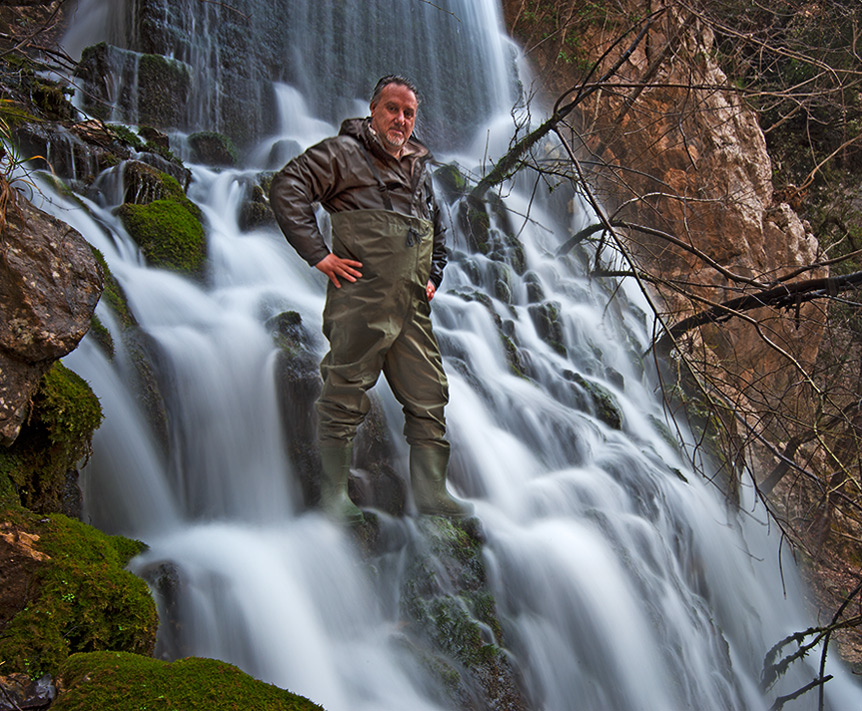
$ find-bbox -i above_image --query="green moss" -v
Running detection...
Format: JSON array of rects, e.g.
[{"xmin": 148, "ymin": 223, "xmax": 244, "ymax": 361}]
[
  {"xmin": 0, "ymin": 511, "xmax": 157, "ymax": 680},
  {"xmin": 1, "ymin": 363, "xmax": 102, "ymax": 512},
  {"xmin": 106, "ymin": 124, "xmax": 144, "ymax": 151},
  {"xmin": 433, "ymin": 163, "xmax": 470, "ymax": 203},
  {"xmin": 90, "ymin": 247, "xmax": 135, "ymax": 329},
  {"xmin": 88, "ymin": 315, "xmax": 114, "ymax": 358},
  {"xmin": 188, "ymin": 131, "xmax": 239, "ymax": 167},
  {"xmin": 54, "ymin": 652, "xmax": 324, "ymax": 711},
  {"xmin": 0, "ymin": 457, "xmax": 22, "ymax": 507},
  {"xmin": 117, "ymin": 198, "xmax": 207, "ymax": 276},
  {"xmin": 572, "ymin": 373, "xmax": 623, "ymax": 430},
  {"xmin": 400, "ymin": 517, "xmax": 510, "ymax": 677}
]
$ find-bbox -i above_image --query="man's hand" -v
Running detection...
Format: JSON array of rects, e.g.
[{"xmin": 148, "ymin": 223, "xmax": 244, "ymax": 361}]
[
  {"xmin": 315, "ymin": 253, "xmax": 363, "ymax": 288},
  {"xmin": 426, "ymin": 281, "xmax": 436, "ymax": 301}
]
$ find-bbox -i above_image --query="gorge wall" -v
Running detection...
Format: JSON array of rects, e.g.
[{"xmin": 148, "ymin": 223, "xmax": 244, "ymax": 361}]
[{"xmin": 501, "ymin": 0, "xmax": 824, "ymax": 452}]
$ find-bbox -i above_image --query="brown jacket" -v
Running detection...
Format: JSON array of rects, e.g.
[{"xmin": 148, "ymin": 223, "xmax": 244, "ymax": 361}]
[{"xmin": 269, "ymin": 117, "xmax": 448, "ymax": 287}]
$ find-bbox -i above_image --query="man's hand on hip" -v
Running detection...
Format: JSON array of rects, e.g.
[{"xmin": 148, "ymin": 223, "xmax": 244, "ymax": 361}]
[
  {"xmin": 426, "ymin": 281, "xmax": 436, "ymax": 301},
  {"xmin": 315, "ymin": 253, "xmax": 363, "ymax": 288}
]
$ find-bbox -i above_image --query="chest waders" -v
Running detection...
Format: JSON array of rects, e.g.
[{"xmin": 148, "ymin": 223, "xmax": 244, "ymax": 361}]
[{"xmin": 316, "ymin": 207, "xmax": 472, "ymax": 522}]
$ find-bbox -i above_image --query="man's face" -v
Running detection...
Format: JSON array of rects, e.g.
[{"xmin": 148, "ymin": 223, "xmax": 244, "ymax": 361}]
[{"xmin": 370, "ymin": 82, "xmax": 418, "ymax": 157}]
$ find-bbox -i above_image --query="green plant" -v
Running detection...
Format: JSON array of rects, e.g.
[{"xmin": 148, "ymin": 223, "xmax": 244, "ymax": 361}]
[{"xmin": 0, "ymin": 97, "xmax": 46, "ymax": 232}]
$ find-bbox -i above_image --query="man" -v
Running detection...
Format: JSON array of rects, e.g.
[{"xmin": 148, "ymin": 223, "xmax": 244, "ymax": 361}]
[{"xmin": 270, "ymin": 75, "xmax": 472, "ymax": 523}]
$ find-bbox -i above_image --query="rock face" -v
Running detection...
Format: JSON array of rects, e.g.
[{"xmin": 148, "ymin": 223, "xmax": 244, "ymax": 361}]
[
  {"xmin": 0, "ymin": 192, "xmax": 103, "ymax": 444},
  {"xmin": 502, "ymin": 1, "xmax": 823, "ymax": 441}
]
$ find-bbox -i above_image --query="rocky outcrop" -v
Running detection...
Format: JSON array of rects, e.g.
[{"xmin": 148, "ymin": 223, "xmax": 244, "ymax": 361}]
[
  {"xmin": 0, "ymin": 192, "xmax": 103, "ymax": 444},
  {"xmin": 503, "ymin": 0, "xmax": 822, "ymax": 445}
]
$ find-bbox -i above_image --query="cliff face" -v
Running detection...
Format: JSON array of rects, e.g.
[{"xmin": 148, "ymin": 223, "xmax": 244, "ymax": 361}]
[{"xmin": 502, "ymin": 0, "xmax": 822, "ymax": 451}]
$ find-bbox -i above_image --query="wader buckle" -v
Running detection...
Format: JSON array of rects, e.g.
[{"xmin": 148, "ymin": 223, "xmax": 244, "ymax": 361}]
[{"xmin": 406, "ymin": 227, "xmax": 420, "ymax": 247}]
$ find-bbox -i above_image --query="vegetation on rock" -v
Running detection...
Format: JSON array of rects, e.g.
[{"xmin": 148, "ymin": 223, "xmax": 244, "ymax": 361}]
[
  {"xmin": 0, "ymin": 510, "xmax": 157, "ymax": 680},
  {"xmin": 117, "ymin": 198, "xmax": 207, "ymax": 277},
  {"xmin": 53, "ymin": 652, "xmax": 324, "ymax": 711},
  {"xmin": 397, "ymin": 517, "xmax": 527, "ymax": 710},
  {"xmin": 188, "ymin": 131, "xmax": 239, "ymax": 167},
  {"xmin": 0, "ymin": 363, "xmax": 102, "ymax": 514}
]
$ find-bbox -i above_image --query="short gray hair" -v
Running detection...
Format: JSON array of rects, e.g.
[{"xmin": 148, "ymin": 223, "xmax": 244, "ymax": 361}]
[{"xmin": 370, "ymin": 75, "xmax": 420, "ymax": 105}]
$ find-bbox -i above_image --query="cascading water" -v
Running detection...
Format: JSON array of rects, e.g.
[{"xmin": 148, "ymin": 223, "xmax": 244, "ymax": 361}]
[{"xmin": 44, "ymin": 0, "xmax": 862, "ymax": 709}]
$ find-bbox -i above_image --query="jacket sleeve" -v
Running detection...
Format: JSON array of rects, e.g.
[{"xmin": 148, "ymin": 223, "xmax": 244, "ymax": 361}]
[
  {"xmin": 428, "ymin": 180, "xmax": 448, "ymax": 289},
  {"xmin": 269, "ymin": 140, "xmax": 342, "ymax": 267}
]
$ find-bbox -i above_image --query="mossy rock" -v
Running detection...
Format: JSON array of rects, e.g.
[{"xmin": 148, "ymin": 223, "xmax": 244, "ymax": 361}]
[
  {"xmin": 434, "ymin": 163, "xmax": 470, "ymax": 203},
  {"xmin": 117, "ymin": 198, "xmax": 207, "ymax": 277},
  {"xmin": 528, "ymin": 300, "xmax": 567, "ymax": 357},
  {"xmin": 90, "ymin": 246, "xmax": 135, "ymax": 330},
  {"xmin": 0, "ymin": 363, "xmax": 102, "ymax": 514},
  {"xmin": 188, "ymin": 131, "xmax": 239, "ymax": 167},
  {"xmin": 121, "ymin": 161, "xmax": 189, "ymax": 207},
  {"xmin": 239, "ymin": 181, "xmax": 275, "ymax": 230},
  {"xmin": 399, "ymin": 518, "xmax": 526, "ymax": 709},
  {"xmin": 137, "ymin": 54, "xmax": 192, "ymax": 129},
  {"xmin": 87, "ymin": 315, "xmax": 114, "ymax": 359},
  {"xmin": 53, "ymin": 652, "xmax": 324, "ymax": 711},
  {"xmin": 0, "ymin": 510, "xmax": 157, "ymax": 680},
  {"xmin": 571, "ymin": 373, "xmax": 623, "ymax": 430}
]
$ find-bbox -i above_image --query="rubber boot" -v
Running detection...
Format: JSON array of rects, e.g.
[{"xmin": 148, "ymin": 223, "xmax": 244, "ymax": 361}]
[
  {"xmin": 319, "ymin": 444, "xmax": 364, "ymax": 524},
  {"xmin": 410, "ymin": 446, "xmax": 474, "ymax": 519}
]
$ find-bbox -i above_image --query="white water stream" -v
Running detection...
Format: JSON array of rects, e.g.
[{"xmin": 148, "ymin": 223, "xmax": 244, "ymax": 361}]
[{"xmin": 44, "ymin": 0, "xmax": 862, "ymax": 709}]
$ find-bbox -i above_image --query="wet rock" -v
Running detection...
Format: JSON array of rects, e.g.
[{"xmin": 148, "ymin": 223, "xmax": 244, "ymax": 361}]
[
  {"xmin": 138, "ymin": 125, "xmax": 171, "ymax": 150},
  {"xmin": 238, "ymin": 179, "xmax": 275, "ymax": 231},
  {"xmin": 188, "ymin": 131, "xmax": 238, "ymax": 167},
  {"xmin": 270, "ymin": 311, "xmax": 323, "ymax": 508},
  {"xmin": 567, "ymin": 371, "xmax": 623, "ymax": 430},
  {"xmin": 0, "ymin": 512, "xmax": 156, "ymax": 679},
  {"xmin": 434, "ymin": 162, "xmax": 471, "ymax": 203},
  {"xmin": 116, "ymin": 189, "xmax": 207, "ymax": 278},
  {"xmin": 266, "ymin": 139, "xmax": 302, "ymax": 170},
  {"xmin": 1, "ymin": 362, "xmax": 102, "ymax": 514},
  {"xmin": 269, "ymin": 310, "xmax": 406, "ymax": 515},
  {"xmin": 528, "ymin": 300, "xmax": 567, "ymax": 357},
  {"xmin": 0, "ymin": 673, "xmax": 56, "ymax": 710},
  {"xmin": 398, "ymin": 517, "xmax": 528, "ymax": 710},
  {"xmin": 0, "ymin": 195, "xmax": 103, "ymax": 444},
  {"xmin": 15, "ymin": 120, "xmax": 131, "ymax": 184},
  {"xmin": 136, "ymin": 560, "xmax": 188, "ymax": 659},
  {"xmin": 121, "ymin": 160, "xmax": 188, "ymax": 205},
  {"xmin": 76, "ymin": 43, "xmax": 192, "ymax": 130}
]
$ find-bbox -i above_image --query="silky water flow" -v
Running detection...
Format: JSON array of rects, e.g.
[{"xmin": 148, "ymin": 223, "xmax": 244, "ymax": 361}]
[{"xmin": 42, "ymin": 0, "xmax": 862, "ymax": 709}]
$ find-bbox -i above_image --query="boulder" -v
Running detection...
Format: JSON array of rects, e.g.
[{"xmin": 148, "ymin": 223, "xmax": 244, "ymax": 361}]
[
  {"xmin": 187, "ymin": 131, "xmax": 238, "ymax": 167},
  {"xmin": 0, "ymin": 193, "xmax": 102, "ymax": 444}
]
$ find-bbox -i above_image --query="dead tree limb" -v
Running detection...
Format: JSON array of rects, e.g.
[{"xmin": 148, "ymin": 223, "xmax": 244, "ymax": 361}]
[{"xmin": 658, "ymin": 271, "xmax": 862, "ymax": 350}]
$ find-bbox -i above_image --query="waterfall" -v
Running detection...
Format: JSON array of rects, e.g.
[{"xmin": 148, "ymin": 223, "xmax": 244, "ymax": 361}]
[{"xmin": 47, "ymin": 1, "xmax": 862, "ymax": 709}]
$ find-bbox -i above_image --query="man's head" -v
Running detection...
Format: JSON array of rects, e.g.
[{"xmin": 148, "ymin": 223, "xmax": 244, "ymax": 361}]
[{"xmin": 370, "ymin": 75, "xmax": 419, "ymax": 158}]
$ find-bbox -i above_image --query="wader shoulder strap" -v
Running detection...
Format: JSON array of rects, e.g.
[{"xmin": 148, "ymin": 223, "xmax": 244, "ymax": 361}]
[{"xmin": 358, "ymin": 144, "xmax": 395, "ymax": 212}]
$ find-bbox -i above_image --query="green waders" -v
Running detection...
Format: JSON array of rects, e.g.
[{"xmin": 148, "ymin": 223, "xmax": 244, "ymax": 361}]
[{"xmin": 316, "ymin": 209, "xmax": 471, "ymax": 520}]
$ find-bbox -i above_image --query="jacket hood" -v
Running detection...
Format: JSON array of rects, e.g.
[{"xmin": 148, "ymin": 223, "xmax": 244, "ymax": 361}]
[{"xmin": 338, "ymin": 117, "xmax": 431, "ymax": 161}]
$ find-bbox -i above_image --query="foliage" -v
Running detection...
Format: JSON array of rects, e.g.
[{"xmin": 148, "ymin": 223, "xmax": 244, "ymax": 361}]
[
  {"xmin": 54, "ymin": 652, "xmax": 324, "ymax": 711},
  {"xmin": 0, "ymin": 97, "xmax": 43, "ymax": 234},
  {"xmin": 0, "ymin": 510, "xmax": 157, "ymax": 680}
]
